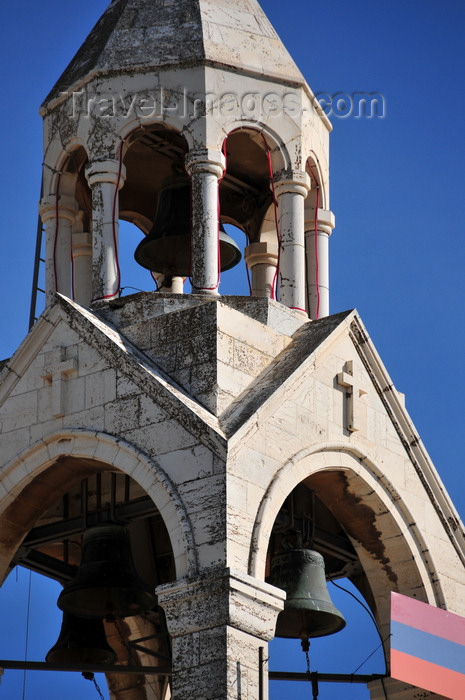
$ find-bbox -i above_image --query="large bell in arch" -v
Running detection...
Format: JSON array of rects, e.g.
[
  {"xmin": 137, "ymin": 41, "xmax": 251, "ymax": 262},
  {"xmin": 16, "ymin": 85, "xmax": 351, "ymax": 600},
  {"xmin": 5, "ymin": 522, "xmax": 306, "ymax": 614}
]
[
  {"xmin": 57, "ymin": 522, "xmax": 157, "ymax": 619},
  {"xmin": 46, "ymin": 612, "xmax": 117, "ymax": 665},
  {"xmin": 134, "ymin": 179, "xmax": 242, "ymax": 276},
  {"xmin": 269, "ymin": 548, "xmax": 346, "ymax": 641}
]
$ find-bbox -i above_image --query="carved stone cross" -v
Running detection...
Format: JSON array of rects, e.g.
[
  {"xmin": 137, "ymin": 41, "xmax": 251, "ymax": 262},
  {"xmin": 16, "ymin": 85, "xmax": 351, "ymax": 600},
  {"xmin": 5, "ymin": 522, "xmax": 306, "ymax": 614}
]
[
  {"xmin": 337, "ymin": 360, "xmax": 366, "ymax": 432},
  {"xmin": 42, "ymin": 347, "xmax": 78, "ymax": 418}
]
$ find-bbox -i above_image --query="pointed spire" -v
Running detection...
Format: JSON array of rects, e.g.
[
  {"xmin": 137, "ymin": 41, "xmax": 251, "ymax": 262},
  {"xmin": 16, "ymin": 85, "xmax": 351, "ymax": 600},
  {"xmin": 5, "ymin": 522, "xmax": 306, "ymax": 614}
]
[{"xmin": 43, "ymin": 0, "xmax": 305, "ymax": 108}]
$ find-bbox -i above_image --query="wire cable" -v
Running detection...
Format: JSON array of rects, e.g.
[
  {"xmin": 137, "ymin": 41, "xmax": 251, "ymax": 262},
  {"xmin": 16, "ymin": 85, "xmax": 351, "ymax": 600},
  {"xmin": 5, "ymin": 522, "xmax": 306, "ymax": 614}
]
[
  {"xmin": 306, "ymin": 162, "xmax": 321, "ymax": 319},
  {"xmin": 330, "ymin": 579, "xmax": 389, "ymax": 675},
  {"xmin": 52, "ymin": 170, "xmax": 62, "ymax": 295},
  {"xmin": 261, "ymin": 134, "xmax": 280, "ymax": 301},
  {"xmin": 21, "ymin": 570, "xmax": 32, "ymax": 700}
]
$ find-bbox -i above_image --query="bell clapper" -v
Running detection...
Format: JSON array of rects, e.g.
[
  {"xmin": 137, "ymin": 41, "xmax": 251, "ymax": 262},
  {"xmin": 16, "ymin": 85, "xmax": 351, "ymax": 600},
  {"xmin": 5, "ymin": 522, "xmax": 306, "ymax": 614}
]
[
  {"xmin": 82, "ymin": 671, "xmax": 106, "ymax": 700},
  {"xmin": 301, "ymin": 636, "xmax": 310, "ymax": 672},
  {"xmin": 300, "ymin": 639, "xmax": 319, "ymax": 700}
]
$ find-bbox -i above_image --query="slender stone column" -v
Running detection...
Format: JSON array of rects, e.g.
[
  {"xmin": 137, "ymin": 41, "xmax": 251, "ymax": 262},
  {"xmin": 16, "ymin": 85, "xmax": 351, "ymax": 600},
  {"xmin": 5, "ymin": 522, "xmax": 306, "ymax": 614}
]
[
  {"xmin": 155, "ymin": 274, "xmax": 185, "ymax": 294},
  {"xmin": 40, "ymin": 194, "xmax": 78, "ymax": 307},
  {"xmin": 185, "ymin": 149, "xmax": 225, "ymax": 295},
  {"xmin": 157, "ymin": 568, "xmax": 285, "ymax": 700},
  {"xmin": 244, "ymin": 241, "xmax": 278, "ymax": 298},
  {"xmin": 85, "ymin": 159, "xmax": 126, "ymax": 302},
  {"xmin": 304, "ymin": 208, "xmax": 334, "ymax": 319},
  {"xmin": 274, "ymin": 171, "xmax": 309, "ymax": 315},
  {"xmin": 71, "ymin": 212, "xmax": 93, "ymax": 307}
]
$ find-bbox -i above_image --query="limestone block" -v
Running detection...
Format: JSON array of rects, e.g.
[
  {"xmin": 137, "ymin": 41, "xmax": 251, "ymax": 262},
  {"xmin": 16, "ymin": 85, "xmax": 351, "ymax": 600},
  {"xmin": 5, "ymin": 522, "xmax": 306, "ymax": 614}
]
[
  {"xmin": 218, "ymin": 303, "xmax": 290, "ymax": 358},
  {"xmin": 104, "ymin": 395, "xmax": 141, "ymax": 433},
  {"xmin": 233, "ymin": 339, "xmax": 271, "ymax": 377},
  {"xmin": 216, "ymin": 360, "xmax": 256, "ymax": 401},
  {"xmin": 366, "ymin": 407, "xmax": 388, "ymax": 447},
  {"xmin": 123, "ymin": 418, "xmax": 198, "ymax": 461},
  {"xmin": 93, "ymin": 439, "xmax": 122, "ymax": 466},
  {"xmin": 158, "ymin": 444, "xmax": 215, "ymax": 484},
  {"xmin": 78, "ymin": 341, "xmax": 106, "ymax": 373},
  {"xmin": 217, "ymin": 330, "xmax": 235, "ymax": 367},
  {"xmin": 116, "ymin": 371, "xmax": 141, "ymax": 398},
  {"xmin": 138, "ymin": 393, "xmax": 167, "ymax": 427},
  {"xmin": 227, "ymin": 447, "xmax": 280, "ymax": 492},
  {"xmin": 157, "ymin": 569, "xmax": 284, "ymax": 639},
  {"xmin": 168, "ymin": 366, "xmax": 191, "ymax": 395},
  {"xmin": 170, "ymin": 657, "xmax": 226, "ymax": 700},
  {"xmin": 63, "ymin": 375, "xmax": 86, "ymax": 414},
  {"xmin": 0, "ymin": 391, "xmax": 38, "ymax": 432},
  {"xmin": 64, "ymin": 404, "xmax": 105, "ymax": 431},
  {"xmin": 85, "ymin": 368, "xmax": 117, "ymax": 408},
  {"xmin": 0, "ymin": 428, "xmax": 32, "ymax": 471},
  {"xmin": 6, "ymin": 359, "xmax": 43, "ymax": 395},
  {"xmin": 29, "ymin": 415, "xmax": 64, "ymax": 444},
  {"xmin": 313, "ymin": 380, "xmax": 334, "ymax": 422}
]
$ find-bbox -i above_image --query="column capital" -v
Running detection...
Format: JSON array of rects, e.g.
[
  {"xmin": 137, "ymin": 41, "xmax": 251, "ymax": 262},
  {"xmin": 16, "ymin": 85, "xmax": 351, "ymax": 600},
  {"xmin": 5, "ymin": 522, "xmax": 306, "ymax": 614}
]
[
  {"xmin": 273, "ymin": 170, "xmax": 310, "ymax": 197},
  {"xmin": 157, "ymin": 567, "xmax": 285, "ymax": 641},
  {"xmin": 304, "ymin": 207, "xmax": 335, "ymax": 234},
  {"xmin": 71, "ymin": 231, "xmax": 92, "ymax": 258},
  {"xmin": 185, "ymin": 148, "xmax": 225, "ymax": 178},
  {"xmin": 39, "ymin": 194, "xmax": 77, "ymax": 223},
  {"xmin": 85, "ymin": 158, "xmax": 126, "ymax": 188},
  {"xmin": 244, "ymin": 241, "xmax": 279, "ymax": 269}
]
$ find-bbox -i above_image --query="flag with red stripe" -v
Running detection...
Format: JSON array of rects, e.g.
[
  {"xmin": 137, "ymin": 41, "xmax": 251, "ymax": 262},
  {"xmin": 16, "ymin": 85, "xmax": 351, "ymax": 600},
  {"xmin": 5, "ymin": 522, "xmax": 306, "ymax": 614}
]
[{"xmin": 391, "ymin": 592, "xmax": 465, "ymax": 699}]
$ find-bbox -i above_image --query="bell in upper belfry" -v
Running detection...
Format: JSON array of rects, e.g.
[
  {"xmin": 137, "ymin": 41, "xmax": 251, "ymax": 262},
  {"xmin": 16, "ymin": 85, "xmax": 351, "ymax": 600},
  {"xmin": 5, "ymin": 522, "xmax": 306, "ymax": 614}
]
[
  {"xmin": 269, "ymin": 547, "xmax": 346, "ymax": 641},
  {"xmin": 46, "ymin": 612, "xmax": 117, "ymax": 665},
  {"xmin": 57, "ymin": 522, "xmax": 157, "ymax": 619},
  {"xmin": 134, "ymin": 179, "xmax": 241, "ymax": 276}
]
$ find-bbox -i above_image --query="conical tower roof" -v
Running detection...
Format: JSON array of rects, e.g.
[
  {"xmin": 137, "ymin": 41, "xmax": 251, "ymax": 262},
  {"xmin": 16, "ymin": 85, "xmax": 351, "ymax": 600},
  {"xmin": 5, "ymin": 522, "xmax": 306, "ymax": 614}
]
[{"xmin": 43, "ymin": 0, "xmax": 306, "ymax": 107}]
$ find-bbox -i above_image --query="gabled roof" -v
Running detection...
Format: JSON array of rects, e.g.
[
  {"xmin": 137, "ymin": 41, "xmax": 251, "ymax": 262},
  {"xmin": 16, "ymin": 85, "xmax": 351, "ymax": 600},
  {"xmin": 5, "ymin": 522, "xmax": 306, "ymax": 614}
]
[
  {"xmin": 43, "ymin": 0, "xmax": 306, "ymax": 107},
  {"xmin": 0, "ymin": 294, "xmax": 227, "ymax": 459}
]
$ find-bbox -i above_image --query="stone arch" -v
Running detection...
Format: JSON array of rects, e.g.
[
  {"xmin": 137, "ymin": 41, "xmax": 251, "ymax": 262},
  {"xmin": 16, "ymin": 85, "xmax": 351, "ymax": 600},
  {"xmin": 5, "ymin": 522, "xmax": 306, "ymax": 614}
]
[
  {"xmin": 213, "ymin": 124, "xmax": 288, "ymax": 255},
  {"xmin": 220, "ymin": 121, "xmax": 290, "ymax": 173},
  {"xmin": 117, "ymin": 116, "xmax": 197, "ymax": 156},
  {"xmin": 305, "ymin": 152, "xmax": 328, "ymax": 210},
  {"xmin": 117, "ymin": 123, "xmax": 190, "ymax": 238},
  {"xmin": 43, "ymin": 138, "xmax": 90, "ymax": 197},
  {"xmin": 0, "ymin": 429, "xmax": 197, "ymax": 583},
  {"xmin": 249, "ymin": 444, "xmax": 443, "ymax": 630}
]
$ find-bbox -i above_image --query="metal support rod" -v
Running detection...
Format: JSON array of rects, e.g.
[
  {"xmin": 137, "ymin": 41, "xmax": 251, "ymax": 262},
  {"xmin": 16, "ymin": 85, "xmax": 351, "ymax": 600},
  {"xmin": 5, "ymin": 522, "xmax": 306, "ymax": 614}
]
[
  {"xmin": 258, "ymin": 647, "xmax": 264, "ymax": 700},
  {"xmin": 128, "ymin": 636, "xmax": 171, "ymax": 663},
  {"xmin": 312, "ymin": 672, "xmax": 319, "ymax": 699},
  {"xmin": 81, "ymin": 479, "xmax": 88, "ymax": 530},
  {"xmin": 0, "ymin": 660, "xmax": 171, "ymax": 675},
  {"xmin": 110, "ymin": 473, "xmax": 117, "ymax": 521},
  {"xmin": 96, "ymin": 473, "xmax": 102, "ymax": 518},
  {"xmin": 269, "ymin": 671, "xmax": 387, "ymax": 684},
  {"xmin": 29, "ymin": 181, "xmax": 44, "ymax": 331}
]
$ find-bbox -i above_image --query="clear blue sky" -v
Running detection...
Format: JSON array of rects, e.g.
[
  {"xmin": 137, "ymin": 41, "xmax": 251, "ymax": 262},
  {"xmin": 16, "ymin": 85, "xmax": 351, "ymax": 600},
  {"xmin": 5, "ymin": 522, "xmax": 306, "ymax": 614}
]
[{"xmin": 0, "ymin": 1, "xmax": 464, "ymax": 698}]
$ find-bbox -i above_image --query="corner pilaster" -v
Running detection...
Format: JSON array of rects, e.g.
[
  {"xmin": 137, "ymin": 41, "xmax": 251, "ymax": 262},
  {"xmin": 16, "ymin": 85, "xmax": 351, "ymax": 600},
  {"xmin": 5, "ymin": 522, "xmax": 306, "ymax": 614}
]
[{"xmin": 157, "ymin": 568, "xmax": 285, "ymax": 700}]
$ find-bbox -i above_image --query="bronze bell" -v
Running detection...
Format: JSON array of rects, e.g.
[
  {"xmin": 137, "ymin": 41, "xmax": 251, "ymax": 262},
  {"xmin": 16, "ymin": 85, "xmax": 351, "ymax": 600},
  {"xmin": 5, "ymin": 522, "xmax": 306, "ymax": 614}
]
[
  {"xmin": 269, "ymin": 548, "xmax": 346, "ymax": 640},
  {"xmin": 46, "ymin": 612, "xmax": 117, "ymax": 665},
  {"xmin": 57, "ymin": 522, "xmax": 157, "ymax": 619},
  {"xmin": 134, "ymin": 180, "xmax": 242, "ymax": 276}
]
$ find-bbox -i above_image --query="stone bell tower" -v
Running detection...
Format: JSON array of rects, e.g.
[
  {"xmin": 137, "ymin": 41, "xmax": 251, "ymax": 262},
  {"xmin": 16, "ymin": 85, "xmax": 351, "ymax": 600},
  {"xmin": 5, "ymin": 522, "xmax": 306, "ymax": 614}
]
[{"xmin": 1, "ymin": 2, "xmax": 465, "ymax": 700}]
